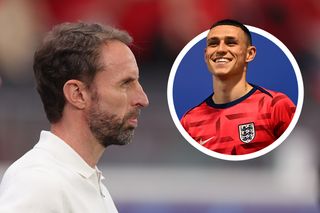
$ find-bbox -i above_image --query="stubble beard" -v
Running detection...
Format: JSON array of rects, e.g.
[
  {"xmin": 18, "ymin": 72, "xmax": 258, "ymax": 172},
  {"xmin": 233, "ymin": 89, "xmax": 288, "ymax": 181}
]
[{"xmin": 86, "ymin": 103, "xmax": 137, "ymax": 148}]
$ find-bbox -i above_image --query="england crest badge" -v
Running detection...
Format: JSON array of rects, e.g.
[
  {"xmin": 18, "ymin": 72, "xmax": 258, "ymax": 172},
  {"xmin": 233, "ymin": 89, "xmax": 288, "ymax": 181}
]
[{"xmin": 238, "ymin": 122, "xmax": 255, "ymax": 143}]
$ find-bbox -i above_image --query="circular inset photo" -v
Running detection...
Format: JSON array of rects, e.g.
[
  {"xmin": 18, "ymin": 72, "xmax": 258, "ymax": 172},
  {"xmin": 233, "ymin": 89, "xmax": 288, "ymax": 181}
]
[{"xmin": 167, "ymin": 20, "xmax": 304, "ymax": 161}]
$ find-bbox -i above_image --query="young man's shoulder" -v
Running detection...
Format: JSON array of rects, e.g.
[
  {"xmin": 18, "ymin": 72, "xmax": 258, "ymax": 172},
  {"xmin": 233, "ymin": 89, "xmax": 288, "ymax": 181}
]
[
  {"xmin": 254, "ymin": 85, "xmax": 295, "ymax": 106},
  {"xmin": 181, "ymin": 98, "xmax": 211, "ymax": 122}
]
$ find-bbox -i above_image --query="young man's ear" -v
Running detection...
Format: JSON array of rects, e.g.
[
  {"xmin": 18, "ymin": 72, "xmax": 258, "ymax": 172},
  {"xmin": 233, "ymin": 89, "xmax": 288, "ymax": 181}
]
[
  {"xmin": 63, "ymin": 80, "xmax": 89, "ymax": 109},
  {"xmin": 246, "ymin": 45, "xmax": 256, "ymax": 62},
  {"xmin": 204, "ymin": 47, "xmax": 209, "ymax": 63}
]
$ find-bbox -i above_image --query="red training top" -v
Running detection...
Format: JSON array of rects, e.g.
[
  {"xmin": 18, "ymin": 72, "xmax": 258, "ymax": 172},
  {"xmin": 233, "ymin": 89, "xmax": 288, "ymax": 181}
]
[{"xmin": 181, "ymin": 85, "xmax": 296, "ymax": 155}]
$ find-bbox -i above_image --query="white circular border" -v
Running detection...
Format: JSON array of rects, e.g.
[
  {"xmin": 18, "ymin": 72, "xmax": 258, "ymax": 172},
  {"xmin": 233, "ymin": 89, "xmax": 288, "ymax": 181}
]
[{"xmin": 167, "ymin": 25, "xmax": 304, "ymax": 161}]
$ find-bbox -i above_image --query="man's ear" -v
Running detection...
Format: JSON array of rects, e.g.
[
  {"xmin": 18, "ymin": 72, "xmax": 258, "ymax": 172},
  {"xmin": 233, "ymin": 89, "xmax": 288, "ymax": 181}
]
[
  {"xmin": 63, "ymin": 80, "xmax": 89, "ymax": 109},
  {"xmin": 246, "ymin": 45, "xmax": 256, "ymax": 62}
]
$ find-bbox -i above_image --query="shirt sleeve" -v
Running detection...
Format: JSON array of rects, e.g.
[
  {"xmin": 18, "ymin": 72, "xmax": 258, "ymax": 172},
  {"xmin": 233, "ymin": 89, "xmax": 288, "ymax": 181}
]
[
  {"xmin": 0, "ymin": 167, "xmax": 64, "ymax": 213},
  {"xmin": 271, "ymin": 93, "xmax": 296, "ymax": 138}
]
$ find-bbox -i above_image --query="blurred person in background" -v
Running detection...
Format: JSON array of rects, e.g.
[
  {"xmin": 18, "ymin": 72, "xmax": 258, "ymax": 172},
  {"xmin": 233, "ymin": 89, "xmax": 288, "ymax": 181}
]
[
  {"xmin": 0, "ymin": 0, "xmax": 47, "ymax": 85},
  {"xmin": 180, "ymin": 19, "xmax": 296, "ymax": 155},
  {"xmin": 0, "ymin": 22, "xmax": 149, "ymax": 212}
]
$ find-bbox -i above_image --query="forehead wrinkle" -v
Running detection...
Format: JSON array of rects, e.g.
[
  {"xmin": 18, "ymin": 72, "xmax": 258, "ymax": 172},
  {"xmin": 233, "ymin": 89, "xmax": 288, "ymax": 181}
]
[
  {"xmin": 98, "ymin": 42, "xmax": 138, "ymax": 75},
  {"xmin": 101, "ymin": 56, "xmax": 139, "ymax": 77}
]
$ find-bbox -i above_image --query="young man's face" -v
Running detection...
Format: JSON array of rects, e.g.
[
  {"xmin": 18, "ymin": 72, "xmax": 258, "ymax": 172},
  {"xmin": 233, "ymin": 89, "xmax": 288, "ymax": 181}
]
[
  {"xmin": 205, "ymin": 25, "xmax": 255, "ymax": 78},
  {"xmin": 86, "ymin": 41, "xmax": 149, "ymax": 147}
]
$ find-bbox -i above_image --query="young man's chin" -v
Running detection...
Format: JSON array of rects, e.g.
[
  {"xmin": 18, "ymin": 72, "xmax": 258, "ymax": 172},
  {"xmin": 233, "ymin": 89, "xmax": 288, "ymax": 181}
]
[{"xmin": 209, "ymin": 68, "xmax": 233, "ymax": 77}]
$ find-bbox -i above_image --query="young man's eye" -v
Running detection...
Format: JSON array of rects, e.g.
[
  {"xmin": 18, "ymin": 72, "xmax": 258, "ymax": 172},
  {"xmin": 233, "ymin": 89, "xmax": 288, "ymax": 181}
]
[
  {"xmin": 226, "ymin": 39, "xmax": 237, "ymax": 46},
  {"xmin": 207, "ymin": 38, "xmax": 219, "ymax": 47},
  {"xmin": 208, "ymin": 42, "xmax": 218, "ymax": 47}
]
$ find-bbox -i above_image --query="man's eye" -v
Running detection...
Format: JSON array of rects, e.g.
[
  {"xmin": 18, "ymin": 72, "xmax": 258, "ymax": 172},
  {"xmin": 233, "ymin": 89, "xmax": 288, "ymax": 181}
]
[
  {"xmin": 122, "ymin": 81, "xmax": 131, "ymax": 87},
  {"xmin": 121, "ymin": 79, "xmax": 134, "ymax": 87}
]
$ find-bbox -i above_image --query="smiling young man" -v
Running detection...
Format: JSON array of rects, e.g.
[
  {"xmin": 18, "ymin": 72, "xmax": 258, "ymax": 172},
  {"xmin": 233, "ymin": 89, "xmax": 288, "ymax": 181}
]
[
  {"xmin": 0, "ymin": 23, "xmax": 148, "ymax": 212},
  {"xmin": 180, "ymin": 19, "xmax": 296, "ymax": 155}
]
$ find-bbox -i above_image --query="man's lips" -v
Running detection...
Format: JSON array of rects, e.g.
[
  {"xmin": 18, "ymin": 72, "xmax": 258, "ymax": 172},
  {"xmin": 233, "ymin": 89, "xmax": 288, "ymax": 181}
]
[
  {"xmin": 125, "ymin": 110, "xmax": 141, "ymax": 128},
  {"xmin": 127, "ymin": 117, "xmax": 138, "ymax": 127}
]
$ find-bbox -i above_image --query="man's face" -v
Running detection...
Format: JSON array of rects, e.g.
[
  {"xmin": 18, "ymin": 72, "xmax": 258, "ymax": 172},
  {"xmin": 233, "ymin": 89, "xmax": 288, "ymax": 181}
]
[
  {"xmin": 205, "ymin": 25, "xmax": 255, "ymax": 78},
  {"xmin": 86, "ymin": 41, "xmax": 149, "ymax": 147}
]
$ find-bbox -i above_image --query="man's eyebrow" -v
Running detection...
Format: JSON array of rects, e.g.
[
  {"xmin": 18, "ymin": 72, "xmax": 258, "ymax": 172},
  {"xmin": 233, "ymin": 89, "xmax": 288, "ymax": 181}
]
[
  {"xmin": 121, "ymin": 76, "xmax": 134, "ymax": 82},
  {"xmin": 120, "ymin": 75, "xmax": 139, "ymax": 83}
]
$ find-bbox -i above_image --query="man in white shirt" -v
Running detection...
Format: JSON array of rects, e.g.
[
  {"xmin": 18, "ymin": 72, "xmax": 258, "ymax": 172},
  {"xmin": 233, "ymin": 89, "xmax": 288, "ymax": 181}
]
[{"xmin": 0, "ymin": 22, "xmax": 149, "ymax": 212}]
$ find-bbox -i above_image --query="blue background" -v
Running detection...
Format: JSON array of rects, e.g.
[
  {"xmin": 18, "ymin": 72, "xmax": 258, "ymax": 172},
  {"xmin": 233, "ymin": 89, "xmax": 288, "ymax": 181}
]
[{"xmin": 173, "ymin": 32, "xmax": 299, "ymax": 119}]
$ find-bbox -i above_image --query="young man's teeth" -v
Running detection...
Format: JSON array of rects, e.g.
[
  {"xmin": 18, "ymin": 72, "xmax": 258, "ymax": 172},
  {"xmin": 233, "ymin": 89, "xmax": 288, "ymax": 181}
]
[{"xmin": 216, "ymin": 58, "xmax": 228, "ymax": 63}]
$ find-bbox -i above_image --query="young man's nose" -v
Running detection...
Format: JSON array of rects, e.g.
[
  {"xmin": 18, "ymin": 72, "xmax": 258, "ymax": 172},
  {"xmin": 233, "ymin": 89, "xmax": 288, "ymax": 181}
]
[{"xmin": 216, "ymin": 42, "xmax": 227, "ymax": 53}]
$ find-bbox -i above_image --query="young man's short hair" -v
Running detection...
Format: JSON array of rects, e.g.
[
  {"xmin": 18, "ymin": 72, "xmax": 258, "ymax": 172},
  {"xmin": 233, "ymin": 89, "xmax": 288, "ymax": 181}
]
[{"xmin": 210, "ymin": 19, "xmax": 252, "ymax": 45}]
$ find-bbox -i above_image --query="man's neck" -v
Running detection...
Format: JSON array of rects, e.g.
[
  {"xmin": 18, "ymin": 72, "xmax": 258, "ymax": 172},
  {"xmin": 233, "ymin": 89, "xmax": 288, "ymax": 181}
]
[
  {"xmin": 212, "ymin": 74, "xmax": 252, "ymax": 104},
  {"xmin": 50, "ymin": 117, "xmax": 105, "ymax": 168}
]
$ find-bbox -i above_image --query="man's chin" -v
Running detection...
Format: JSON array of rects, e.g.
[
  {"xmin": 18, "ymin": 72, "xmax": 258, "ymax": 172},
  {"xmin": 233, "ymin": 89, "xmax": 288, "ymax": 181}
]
[{"xmin": 99, "ymin": 129, "xmax": 134, "ymax": 147}]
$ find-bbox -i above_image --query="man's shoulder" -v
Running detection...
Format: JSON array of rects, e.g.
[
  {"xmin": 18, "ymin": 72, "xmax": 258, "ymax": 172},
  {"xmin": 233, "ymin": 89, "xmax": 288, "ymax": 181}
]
[
  {"xmin": 0, "ymin": 153, "xmax": 64, "ymax": 212},
  {"xmin": 6, "ymin": 146, "xmax": 52, "ymax": 170},
  {"xmin": 2, "ymin": 146, "xmax": 63, "ymax": 188},
  {"xmin": 3, "ymin": 164, "xmax": 60, "ymax": 187}
]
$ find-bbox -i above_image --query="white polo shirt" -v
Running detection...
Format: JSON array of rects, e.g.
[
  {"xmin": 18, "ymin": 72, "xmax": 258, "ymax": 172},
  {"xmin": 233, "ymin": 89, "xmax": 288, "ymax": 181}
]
[{"xmin": 0, "ymin": 131, "xmax": 118, "ymax": 213}]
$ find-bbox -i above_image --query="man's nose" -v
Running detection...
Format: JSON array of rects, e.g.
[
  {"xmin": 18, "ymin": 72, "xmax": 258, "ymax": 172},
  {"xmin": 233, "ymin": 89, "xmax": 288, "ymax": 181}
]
[{"xmin": 134, "ymin": 84, "xmax": 149, "ymax": 108}]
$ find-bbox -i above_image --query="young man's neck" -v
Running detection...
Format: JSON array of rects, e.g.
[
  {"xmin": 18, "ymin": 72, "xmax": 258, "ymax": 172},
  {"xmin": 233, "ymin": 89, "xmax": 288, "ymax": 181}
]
[{"xmin": 212, "ymin": 74, "xmax": 252, "ymax": 104}]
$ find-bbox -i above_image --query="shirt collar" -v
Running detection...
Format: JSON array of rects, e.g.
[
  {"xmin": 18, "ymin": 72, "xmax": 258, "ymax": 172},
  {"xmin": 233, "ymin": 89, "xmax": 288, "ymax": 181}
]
[
  {"xmin": 34, "ymin": 130, "xmax": 97, "ymax": 179},
  {"xmin": 95, "ymin": 166, "xmax": 105, "ymax": 180},
  {"xmin": 205, "ymin": 83, "xmax": 258, "ymax": 109}
]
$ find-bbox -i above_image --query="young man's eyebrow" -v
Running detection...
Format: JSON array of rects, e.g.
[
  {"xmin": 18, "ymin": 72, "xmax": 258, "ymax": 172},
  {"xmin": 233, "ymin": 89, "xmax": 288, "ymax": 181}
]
[
  {"xmin": 207, "ymin": 37, "xmax": 219, "ymax": 44},
  {"xmin": 225, "ymin": 36, "xmax": 238, "ymax": 42},
  {"xmin": 207, "ymin": 36, "xmax": 238, "ymax": 43}
]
